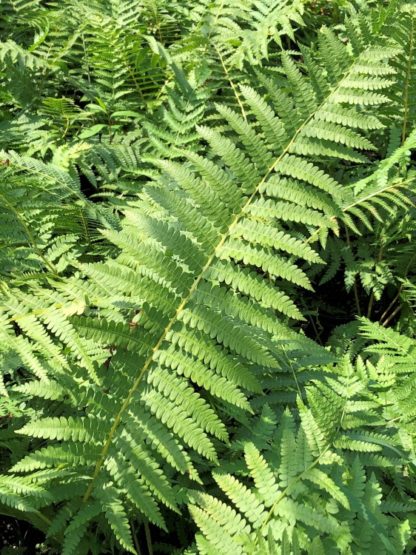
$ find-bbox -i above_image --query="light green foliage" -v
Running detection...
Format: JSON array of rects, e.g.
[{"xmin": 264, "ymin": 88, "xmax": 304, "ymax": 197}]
[
  {"xmin": 190, "ymin": 403, "xmax": 412, "ymax": 554},
  {"xmin": 0, "ymin": 1, "xmax": 415, "ymax": 554},
  {"xmin": 188, "ymin": 0, "xmax": 305, "ymax": 68}
]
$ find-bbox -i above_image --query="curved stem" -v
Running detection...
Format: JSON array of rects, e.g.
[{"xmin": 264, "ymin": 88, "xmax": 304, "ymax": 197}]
[
  {"xmin": 215, "ymin": 46, "xmax": 247, "ymax": 122},
  {"xmin": 344, "ymin": 225, "xmax": 361, "ymax": 316},
  {"xmin": 144, "ymin": 521, "xmax": 153, "ymax": 555}
]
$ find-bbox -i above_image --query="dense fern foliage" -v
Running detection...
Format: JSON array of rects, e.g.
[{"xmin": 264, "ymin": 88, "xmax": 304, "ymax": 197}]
[{"xmin": 0, "ymin": 1, "xmax": 416, "ymax": 553}]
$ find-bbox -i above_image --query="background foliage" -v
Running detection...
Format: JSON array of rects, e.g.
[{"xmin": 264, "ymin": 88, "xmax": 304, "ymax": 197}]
[{"xmin": 0, "ymin": 0, "xmax": 415, "ymax": 553}]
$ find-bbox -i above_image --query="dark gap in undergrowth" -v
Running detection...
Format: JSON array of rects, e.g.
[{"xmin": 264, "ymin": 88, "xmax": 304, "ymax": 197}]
[
  {"xmin": 301, "ymin": 271, "xmax": 402, "ymax": 344},
  {"xmin": 79, "ymin": 171, "xmax": 98, "ymax": 201},
  {"xmin": 0, "ymin": 516, "xmax": 45, "ymax": 555}
]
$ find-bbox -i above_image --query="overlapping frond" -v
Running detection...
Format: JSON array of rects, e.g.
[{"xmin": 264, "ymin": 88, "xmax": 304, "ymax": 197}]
[
  {"xmin": 189, "ymin": 402, "xmax": 412, "ymax": 554},
  {"xmin": 189, "ymin": 0, "xmax": 305, "ymax": 68}
]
